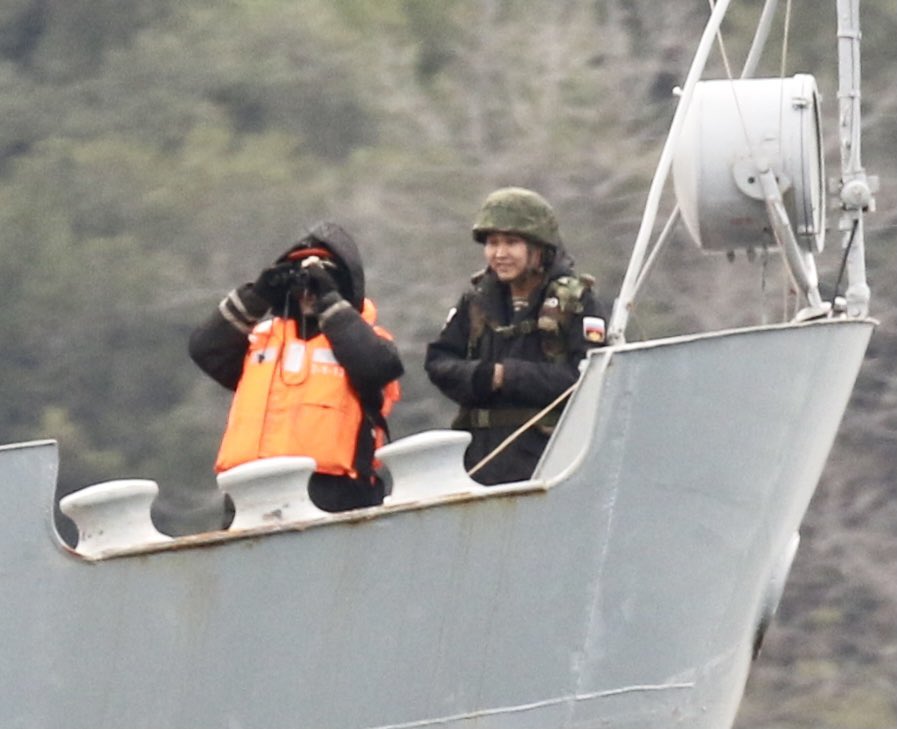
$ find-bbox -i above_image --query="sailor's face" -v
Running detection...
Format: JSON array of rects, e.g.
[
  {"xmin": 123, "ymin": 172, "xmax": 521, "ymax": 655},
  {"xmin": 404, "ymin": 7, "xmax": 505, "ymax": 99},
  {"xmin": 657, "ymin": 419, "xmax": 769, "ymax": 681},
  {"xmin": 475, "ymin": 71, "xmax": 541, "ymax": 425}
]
[{"xmin": 484, "ymin": 233, "xmax": 540, "ymax": 284}]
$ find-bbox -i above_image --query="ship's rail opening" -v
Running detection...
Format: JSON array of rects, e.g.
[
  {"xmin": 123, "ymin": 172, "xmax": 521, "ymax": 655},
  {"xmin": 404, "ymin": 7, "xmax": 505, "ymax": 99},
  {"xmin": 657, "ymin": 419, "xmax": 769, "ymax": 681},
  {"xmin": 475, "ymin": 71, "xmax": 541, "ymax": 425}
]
[{"xmin": 58, "ymin": 429, "xmax": 547, "ymax": 561}]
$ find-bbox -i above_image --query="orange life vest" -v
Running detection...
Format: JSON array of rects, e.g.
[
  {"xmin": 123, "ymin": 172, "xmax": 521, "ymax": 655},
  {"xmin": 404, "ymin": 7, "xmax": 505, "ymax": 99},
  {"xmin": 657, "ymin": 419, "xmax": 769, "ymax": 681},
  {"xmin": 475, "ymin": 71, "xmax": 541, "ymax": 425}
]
[{"xmin": 215, "ymin": 299, "xmax": 400, "ymax": 477}]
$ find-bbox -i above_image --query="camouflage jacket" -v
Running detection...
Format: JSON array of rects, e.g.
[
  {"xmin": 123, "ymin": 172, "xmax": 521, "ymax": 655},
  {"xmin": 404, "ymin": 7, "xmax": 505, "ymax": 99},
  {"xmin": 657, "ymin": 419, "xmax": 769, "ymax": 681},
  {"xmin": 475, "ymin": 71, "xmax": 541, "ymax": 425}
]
[{"xmin": 424, "ymin": 264, "xmax": 606, "ymax": 484}]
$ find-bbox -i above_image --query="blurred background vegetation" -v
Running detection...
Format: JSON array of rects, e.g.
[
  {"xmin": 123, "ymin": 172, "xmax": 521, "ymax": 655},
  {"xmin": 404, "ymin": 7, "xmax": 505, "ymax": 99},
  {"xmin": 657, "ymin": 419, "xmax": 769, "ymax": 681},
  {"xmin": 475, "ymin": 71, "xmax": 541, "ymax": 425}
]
[{"xmin": 0, "ymin": 0, "xmax": 893, "ymax": 726}]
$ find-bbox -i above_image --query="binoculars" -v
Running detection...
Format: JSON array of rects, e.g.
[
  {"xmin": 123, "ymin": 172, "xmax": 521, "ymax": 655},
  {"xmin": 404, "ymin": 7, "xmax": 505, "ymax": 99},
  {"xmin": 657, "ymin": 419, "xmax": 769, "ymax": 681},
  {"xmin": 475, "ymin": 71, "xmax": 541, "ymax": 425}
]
[{"xmin": 286, "ymin": 256, "xmax": 336, "ymax": 294}]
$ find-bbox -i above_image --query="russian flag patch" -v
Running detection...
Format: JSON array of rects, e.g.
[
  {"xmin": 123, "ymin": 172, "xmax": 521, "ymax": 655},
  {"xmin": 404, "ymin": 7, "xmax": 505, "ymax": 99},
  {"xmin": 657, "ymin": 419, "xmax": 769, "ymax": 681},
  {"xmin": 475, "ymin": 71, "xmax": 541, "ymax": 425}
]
[{"xmin": 582, "ymin": 316, "xmax": 606, "ymax": 343}]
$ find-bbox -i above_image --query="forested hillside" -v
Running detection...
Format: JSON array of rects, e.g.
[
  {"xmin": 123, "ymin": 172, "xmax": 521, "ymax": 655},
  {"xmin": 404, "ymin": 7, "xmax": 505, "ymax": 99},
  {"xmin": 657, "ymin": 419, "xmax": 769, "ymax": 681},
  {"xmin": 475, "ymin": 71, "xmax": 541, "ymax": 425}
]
[{"xmin": 0, "ymin": 1, "xmax": 893, "ymax": 727}]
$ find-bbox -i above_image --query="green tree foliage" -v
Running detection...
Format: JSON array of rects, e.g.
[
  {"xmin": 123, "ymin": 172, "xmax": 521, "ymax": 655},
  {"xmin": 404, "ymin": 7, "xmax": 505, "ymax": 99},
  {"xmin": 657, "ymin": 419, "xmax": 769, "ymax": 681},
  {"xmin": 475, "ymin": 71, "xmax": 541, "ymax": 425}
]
[{"xmin": 0, "ymin": 0, "xmax": 173, "ymax": 79}]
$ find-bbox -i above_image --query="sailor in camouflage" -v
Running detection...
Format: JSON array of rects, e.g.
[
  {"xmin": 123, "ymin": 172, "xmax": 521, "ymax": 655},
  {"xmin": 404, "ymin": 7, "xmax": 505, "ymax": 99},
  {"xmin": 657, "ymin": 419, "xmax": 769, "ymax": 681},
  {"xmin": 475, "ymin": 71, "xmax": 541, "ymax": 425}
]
[{"xmin": 425, "ymin": 187, "xmax": 607, "ymax": 485}]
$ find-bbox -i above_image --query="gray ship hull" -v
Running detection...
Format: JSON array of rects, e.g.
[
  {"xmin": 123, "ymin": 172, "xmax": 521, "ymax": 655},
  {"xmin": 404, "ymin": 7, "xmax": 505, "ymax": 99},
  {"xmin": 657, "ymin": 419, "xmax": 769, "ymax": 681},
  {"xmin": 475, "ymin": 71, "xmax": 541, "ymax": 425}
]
[{"xmin": 0, "ymin": 318, "xmax": 873, "ymax": 729}]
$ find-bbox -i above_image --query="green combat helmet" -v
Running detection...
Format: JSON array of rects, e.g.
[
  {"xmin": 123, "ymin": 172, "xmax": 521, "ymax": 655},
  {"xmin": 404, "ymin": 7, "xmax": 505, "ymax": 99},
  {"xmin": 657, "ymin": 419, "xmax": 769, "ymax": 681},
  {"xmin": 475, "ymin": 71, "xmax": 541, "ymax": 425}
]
[{"xmin": 472, "ymin": 187, "xmax": 561, "ymax": 249}]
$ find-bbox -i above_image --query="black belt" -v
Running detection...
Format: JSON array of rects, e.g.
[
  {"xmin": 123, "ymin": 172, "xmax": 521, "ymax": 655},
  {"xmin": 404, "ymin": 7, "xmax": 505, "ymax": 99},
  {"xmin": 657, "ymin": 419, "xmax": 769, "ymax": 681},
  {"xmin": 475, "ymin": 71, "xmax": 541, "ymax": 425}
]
[{"xmin": 453, "ymin": 407, "xmax": 561, "ymax": 430}]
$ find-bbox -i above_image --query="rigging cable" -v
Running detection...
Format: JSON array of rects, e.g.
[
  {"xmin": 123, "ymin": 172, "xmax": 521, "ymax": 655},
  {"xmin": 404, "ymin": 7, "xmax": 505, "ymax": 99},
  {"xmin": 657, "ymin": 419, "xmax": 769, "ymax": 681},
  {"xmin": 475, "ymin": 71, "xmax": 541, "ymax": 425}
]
[
  {"xmin": 608, "ymin": 0, "xmax": 735, "ymax": 343},
  {"xmin": 779, "ymin": 0, "xmax": 792, "ymax": 79},
  {"xmin": 710, "ymin": 0, "xmax": 736, "ymax": 79},
  {"xmin": 629, "ymin": 0, "xmax": 785, "ymax": 316},
  {"xmin": 714, "ymin": 0, "xmax": 802, "ymax": 319},
  {"xmin": 832, "ymin": 218, "xmax": 860, "ymax": 304},
  {"xmin": 742, "ymin": 0, "xmax": 781, "ymax": 78},
  {"xmin": 467, "ymin": 383, "xmax": 576, "ymax": 479}
]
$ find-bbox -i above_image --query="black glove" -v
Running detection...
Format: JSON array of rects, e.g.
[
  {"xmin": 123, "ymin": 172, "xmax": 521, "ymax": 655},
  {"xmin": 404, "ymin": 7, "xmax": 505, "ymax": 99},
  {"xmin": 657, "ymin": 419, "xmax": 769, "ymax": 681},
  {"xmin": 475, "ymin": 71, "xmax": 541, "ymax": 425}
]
[
  {"xmin": 252, "ymin": 262, "xmax": 293, "ymax": 306},
  {"xmin": 302, "ymin": 262, "xmax": 338, "ymax": 298},
  {"xmin": 471, "ymin": 360, "xmax": 496, "ymax": 400}
]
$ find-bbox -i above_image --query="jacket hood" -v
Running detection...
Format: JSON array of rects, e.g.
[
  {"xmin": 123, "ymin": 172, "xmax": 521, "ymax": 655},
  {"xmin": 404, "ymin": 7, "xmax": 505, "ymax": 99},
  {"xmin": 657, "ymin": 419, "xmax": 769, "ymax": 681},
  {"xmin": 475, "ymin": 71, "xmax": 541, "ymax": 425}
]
[{"xmin": 277, "ymin": 221, "xmax": 365, "ymax": 311}]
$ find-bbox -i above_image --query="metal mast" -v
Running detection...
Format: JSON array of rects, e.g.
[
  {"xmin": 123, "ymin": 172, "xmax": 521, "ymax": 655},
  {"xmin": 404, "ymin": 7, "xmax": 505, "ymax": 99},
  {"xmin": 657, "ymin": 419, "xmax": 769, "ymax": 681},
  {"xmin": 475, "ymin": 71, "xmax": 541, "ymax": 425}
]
[
  {"xmin": 608, "ymin": 0, "xmax": 875, "ymax": 344},
  {"xmin": 837, "ymin": 0, "xmax": 874, "ymax": 317},
  {"xmin": 606, "ymin": 0, "xmax": 734, "ymax": 344}
]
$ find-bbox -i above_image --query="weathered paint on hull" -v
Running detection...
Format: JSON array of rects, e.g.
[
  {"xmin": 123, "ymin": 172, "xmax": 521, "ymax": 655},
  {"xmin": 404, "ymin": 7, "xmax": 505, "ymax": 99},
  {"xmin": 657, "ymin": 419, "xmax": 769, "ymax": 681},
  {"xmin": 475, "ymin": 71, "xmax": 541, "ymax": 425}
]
[{"xmin": 0, "ymin": 318, "xmax": 873, "ymax": 729}]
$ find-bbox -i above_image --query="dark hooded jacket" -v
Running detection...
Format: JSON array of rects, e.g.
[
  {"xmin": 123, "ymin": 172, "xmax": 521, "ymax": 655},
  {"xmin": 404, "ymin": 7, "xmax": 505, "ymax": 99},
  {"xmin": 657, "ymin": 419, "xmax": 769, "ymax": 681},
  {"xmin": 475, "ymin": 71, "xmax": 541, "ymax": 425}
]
[
  {"xmin": 189, "ymin": 221, "xmax": 404, "ymax": 512},
  {"xmin": 425, "ymin": 247, "xmax": 605, "ymax": 485}
]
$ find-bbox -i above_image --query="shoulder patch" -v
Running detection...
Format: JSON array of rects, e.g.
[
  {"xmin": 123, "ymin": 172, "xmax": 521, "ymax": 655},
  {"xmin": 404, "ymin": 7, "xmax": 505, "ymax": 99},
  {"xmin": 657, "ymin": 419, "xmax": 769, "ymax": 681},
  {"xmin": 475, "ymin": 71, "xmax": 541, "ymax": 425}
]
[{"xmin": 582, "ymin": 316, "xmax": 606, "ymax": 343}]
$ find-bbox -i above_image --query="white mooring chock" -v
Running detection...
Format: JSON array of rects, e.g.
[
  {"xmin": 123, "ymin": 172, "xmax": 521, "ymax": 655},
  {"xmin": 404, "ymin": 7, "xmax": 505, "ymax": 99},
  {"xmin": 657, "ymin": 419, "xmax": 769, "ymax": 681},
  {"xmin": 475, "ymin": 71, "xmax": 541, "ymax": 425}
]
[{"xmin": 59, "ymin": 479, "xmax": 171, "ymax": 557}]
